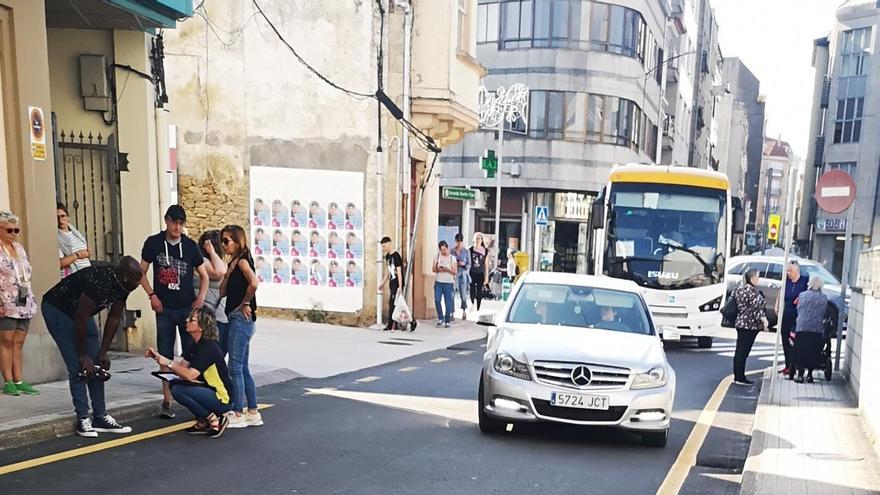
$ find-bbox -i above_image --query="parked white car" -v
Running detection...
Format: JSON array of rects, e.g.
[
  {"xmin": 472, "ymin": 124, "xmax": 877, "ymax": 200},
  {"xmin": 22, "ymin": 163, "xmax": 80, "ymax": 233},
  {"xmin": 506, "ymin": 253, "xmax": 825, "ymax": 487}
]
[{"xmin": 477, "ymin": 272, "xmax": 676, "ymax": 447}]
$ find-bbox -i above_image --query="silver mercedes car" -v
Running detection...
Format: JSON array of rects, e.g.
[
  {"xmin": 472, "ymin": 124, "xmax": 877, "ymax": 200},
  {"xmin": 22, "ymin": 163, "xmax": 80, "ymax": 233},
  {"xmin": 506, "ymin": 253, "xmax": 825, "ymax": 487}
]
[{"xmin": 478, "ymin": 272, "xmax": 676, "ymax": 447}]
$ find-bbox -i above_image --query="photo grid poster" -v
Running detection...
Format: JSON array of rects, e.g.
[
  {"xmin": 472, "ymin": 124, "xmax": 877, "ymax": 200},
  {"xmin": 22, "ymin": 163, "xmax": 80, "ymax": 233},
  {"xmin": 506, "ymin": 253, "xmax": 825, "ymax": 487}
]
[{"xmin": 250, "ymin": 166, "xmax": 365, "ymax": 312}]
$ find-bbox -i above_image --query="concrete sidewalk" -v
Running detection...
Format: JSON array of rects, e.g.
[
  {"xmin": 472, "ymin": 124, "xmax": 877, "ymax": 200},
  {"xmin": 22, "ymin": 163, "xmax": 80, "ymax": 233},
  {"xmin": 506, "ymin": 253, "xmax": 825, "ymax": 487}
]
[
  {"xmin": 0, "ymin": 314, "xmax": 487, "ymax": 451},
  {"xmin": 740, "ymin": 369, "xmax": 880, "ymax": 494}
]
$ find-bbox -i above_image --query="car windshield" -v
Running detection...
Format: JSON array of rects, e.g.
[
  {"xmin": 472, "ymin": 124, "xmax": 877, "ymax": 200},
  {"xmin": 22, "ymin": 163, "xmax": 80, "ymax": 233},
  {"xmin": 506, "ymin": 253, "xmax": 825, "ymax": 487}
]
[
  {"xmin": 799, "ymin": 263, "xmax": 840, "ymax": 286},
  {"xmin": 506, "ymin": 283, "xmax": 653, "ymax": 336},
  {"xmin": 604, "ymin": 182, "xmax": 728, "ymax": 290}
]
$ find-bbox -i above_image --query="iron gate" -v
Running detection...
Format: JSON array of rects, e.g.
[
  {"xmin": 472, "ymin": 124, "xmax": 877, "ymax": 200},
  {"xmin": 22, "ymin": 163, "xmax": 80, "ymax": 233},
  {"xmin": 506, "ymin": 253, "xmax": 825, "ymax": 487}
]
[{"xmin": 53, "ymin": 125, "xmax": 123, "ymax": 264}]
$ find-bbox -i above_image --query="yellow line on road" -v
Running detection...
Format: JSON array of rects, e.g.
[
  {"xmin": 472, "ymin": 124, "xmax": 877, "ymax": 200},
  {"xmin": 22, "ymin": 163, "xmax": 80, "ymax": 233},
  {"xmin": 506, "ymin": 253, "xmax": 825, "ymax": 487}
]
[
  {"xmin": 656, "ymin": 369, "xmax": 763, "ymax": 494},
  {"xmin": 0, "ymin": 404, "xmax": 273, "ymax": 477}
]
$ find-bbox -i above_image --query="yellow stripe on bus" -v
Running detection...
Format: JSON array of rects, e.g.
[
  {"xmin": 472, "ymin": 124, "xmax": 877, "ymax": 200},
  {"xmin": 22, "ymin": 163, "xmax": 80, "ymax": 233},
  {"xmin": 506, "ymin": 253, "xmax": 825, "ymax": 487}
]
[{"xmin": 610, "ymin": 170, "xmax": 729, "ymax": 190}]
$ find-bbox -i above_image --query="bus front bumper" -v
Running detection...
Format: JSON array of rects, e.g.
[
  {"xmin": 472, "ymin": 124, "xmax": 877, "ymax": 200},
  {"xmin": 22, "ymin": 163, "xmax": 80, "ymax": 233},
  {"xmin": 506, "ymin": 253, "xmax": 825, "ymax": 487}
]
[{"xmin": 651, "ymin": 310, "xmax": 722, "ymax": 340}]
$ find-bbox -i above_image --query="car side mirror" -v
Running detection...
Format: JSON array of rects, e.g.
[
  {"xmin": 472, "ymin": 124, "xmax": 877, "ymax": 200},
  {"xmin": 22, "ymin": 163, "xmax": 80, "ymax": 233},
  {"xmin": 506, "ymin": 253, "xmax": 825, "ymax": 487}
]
[
  {"xmin": 477, "ymin": 313, "xmax": 496, "ymax": 327},
  {"xmin": 591, "ymin": 202, "xmax": 605, "ymax": 230}
]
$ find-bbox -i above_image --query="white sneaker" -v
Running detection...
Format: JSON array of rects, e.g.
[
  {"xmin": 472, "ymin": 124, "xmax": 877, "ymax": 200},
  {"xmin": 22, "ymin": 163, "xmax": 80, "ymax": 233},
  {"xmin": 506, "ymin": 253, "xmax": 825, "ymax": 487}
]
[
  {"xmin": 245, "ymin": 411, "xmax": 264, "ymax": 427},
  {"xmin": 226, "ymin": 412, "xmax": 248, "ymax": 429}
]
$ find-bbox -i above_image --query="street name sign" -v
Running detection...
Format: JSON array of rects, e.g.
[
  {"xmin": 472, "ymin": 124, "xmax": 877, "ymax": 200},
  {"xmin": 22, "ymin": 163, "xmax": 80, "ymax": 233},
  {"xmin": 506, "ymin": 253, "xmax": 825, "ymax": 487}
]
[
  {"xmin": 442, "ymin": 187, "xmax": 476, "ymax": 201},
  {"xmin": 816, "ymin": 170, "xmax": 856, "ymax": 214}
]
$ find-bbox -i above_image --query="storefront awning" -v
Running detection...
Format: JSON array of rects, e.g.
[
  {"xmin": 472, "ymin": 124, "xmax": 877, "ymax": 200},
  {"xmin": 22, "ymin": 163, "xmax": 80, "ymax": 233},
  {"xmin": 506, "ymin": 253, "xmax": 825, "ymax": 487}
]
[{"xmin": 46, "ymin": 0, "xmax": 193, "ymax": 30}]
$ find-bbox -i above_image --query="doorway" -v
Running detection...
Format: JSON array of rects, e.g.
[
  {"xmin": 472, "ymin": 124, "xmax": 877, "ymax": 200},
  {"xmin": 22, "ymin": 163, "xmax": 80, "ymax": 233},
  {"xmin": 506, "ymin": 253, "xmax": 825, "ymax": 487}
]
[{"xmin": 553, "ymin": 221, "xmax": 579, "ymax": 273}]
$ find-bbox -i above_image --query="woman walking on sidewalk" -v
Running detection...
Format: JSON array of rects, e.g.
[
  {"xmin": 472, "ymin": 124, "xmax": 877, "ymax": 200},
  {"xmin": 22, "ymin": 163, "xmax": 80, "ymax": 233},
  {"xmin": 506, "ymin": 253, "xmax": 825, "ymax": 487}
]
[
  {"xmin": 468, "ymin": 233, "xmax": 489, "ymax": 313},
  {"xmin": 792, "ymin": 275, "xmax": 829, "ymax": 383},
  {"xmin": 0, "ymin": 211, "xmax": 38, "ymax": 396},
  {"xmin": 433, "ymin": 241, "xmax": 456, "ymax": 328},
  {"xmin": 220, "ymin": 225, "xmax": 262, "ymax": 429},
  {"xmin": 731, "ymin": 268, "xmax": 767, "ymax": 385}
]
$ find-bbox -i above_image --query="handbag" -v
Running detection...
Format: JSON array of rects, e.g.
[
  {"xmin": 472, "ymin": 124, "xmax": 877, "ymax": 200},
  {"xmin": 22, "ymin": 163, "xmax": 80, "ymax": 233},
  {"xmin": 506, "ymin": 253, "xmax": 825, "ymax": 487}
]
[{"xmin": 720, "ymin": 292, "xmax": 738, "ymax": 328}]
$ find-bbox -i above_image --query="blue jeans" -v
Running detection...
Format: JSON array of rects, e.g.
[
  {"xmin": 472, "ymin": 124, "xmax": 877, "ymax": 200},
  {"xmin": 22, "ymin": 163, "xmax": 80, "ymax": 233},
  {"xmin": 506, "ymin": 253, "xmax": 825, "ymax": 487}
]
[
  {"xmin": 217, "ymin": 321, "xmax": 230, "ymax": 356},
  {"xmin": 434, "ymin": 282, "xmax": 454, "ymax": 323},
  {"xmin": 42, "ymin": 301, "xmax": 105, "ymax": 419},
  {"xmin": 455, "ymin": 271, "xmax": 470, "ymax": 311},
  {"xmin": 228, "ymin": 312, "xmax": 257, "ymax": 412},
  {"xmin": 156, "ymin": 307, "xmax": 194, "ymax": 358},
  {"xmin": 170, "ymin": 382, "xmax": 232, "ymax": 419}
]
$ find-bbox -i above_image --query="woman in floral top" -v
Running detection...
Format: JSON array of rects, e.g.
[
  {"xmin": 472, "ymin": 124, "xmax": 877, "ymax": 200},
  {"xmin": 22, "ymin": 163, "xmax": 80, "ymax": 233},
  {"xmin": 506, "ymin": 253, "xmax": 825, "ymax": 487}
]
[
  {"xmin": 0, "ymin": 211, "xmax": 38, "ymax": 396},
  {"xmin": 731, "ymin": 268, "xmax": 767, "ymax": 386}
]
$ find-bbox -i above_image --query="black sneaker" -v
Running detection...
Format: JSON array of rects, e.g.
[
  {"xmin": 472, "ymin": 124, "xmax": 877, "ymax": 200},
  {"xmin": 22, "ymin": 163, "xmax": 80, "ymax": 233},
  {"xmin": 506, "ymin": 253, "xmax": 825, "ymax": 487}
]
[
  {"xmin": 185, "ymin": 421, "xmax": 210, "ymax": 435},
  {"xmin": 207, "ymin": 414, "xmax": 229, "ymax": 439},
  {"xmin": 92, "ymin": 414, "xmax": 132, "ymax": 434},
  {"xmin": 733, "ymin": 377, "xmax": 753, "ymax": 385},
  {"xmin": 160, "ymin": 402, "xmax": 176, "ymax": 419},
  {"xmin": 76, "ymin": 417, "xmax": 98, "ymax": 438}
]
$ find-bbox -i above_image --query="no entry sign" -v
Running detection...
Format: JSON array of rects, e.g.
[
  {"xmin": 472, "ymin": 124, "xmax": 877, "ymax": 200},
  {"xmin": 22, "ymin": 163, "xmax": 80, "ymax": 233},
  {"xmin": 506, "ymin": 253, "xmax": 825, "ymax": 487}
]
[{"xmin": 816, "ymin": 170, "xmax": 856, "ymax": 214}]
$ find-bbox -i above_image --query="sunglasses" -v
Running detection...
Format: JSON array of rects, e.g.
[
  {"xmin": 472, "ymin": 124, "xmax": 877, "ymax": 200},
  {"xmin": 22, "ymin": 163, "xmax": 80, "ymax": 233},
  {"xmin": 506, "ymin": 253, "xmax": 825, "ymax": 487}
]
[{"xmin": 5, "ymin": 228, "xmax": 20, "ymax": 234}]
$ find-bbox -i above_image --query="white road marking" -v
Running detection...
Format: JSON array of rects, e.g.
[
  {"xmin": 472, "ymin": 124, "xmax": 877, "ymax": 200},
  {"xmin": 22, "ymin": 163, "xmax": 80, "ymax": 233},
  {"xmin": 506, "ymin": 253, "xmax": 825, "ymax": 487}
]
[
  {"xmin": 398, "ymin": 366, "xmax": 420, "ymax": 372},
  {"xmin": 430, "ymin": 357, "xmax": 450, "ymax": 363},
  {"xmin": 304, "ymin": 388, "xmax": 478, "ymax": 424},
  {"xmin": 355, "ymin": 376, "xmax": 382, "ymax": 383},
  {"xmin": 457, "ymin": 351, "xmax": 475, "ymax": 356}
]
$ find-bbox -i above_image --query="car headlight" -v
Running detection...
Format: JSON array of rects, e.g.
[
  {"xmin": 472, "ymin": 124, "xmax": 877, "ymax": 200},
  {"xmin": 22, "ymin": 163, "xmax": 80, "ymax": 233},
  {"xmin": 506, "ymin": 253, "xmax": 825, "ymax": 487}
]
[
  {"xmin": 493, "ymin": 353, "xmax": 531, "ymax": 381},
  {"xmin": 699, "ymin": 296, "xmax": 723, "ymax": 312},
  {"xmin": 631, "ymin": 366, "xmax": 668, "ymax": 390}
]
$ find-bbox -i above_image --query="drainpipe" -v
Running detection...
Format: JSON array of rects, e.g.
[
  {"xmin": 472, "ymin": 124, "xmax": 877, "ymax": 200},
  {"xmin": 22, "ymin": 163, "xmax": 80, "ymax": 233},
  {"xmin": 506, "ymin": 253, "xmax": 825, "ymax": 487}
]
[
  {"xmin": 397, "ymin": 0, "xmax": 413, "ymax": 302},
  {"xmin": 155, "ymin": 109, "xmax": 171, "ymax": 215}
]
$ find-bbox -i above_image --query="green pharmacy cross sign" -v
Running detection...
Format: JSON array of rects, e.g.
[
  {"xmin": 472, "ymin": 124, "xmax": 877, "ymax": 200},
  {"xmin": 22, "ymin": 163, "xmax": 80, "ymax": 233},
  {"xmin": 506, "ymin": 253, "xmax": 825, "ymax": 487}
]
[
  {"xmin": 442, "ymin": 187, "xmax": 476, "ymax": 201},
  {"xmin": 482, "ymin": 149, "xmax": 498, "ymax": 178}
]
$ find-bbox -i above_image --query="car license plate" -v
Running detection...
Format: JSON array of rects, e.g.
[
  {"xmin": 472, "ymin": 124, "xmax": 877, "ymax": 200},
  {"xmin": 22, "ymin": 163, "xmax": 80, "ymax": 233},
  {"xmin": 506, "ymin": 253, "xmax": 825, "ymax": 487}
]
[{"xmin": 550, "ymin": 392, "xmax": 609, "ymax": 410}]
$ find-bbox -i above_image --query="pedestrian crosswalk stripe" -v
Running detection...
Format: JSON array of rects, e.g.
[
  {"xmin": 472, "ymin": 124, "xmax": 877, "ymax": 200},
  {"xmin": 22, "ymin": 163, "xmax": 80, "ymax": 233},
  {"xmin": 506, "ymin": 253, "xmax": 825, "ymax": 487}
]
[
  {"xmin": 355, "ymin": 376, "xmax": 382, "ymax": 383},
  {"xmin": 430, "ymin": 357, "xmax": 450, "ymax": 363}
]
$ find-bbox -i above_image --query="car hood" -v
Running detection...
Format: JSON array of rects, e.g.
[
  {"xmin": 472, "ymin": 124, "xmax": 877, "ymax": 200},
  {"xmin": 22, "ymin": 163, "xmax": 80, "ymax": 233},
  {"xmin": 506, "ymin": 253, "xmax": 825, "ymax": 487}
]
[{"xmin": 495, "ymin": 324, "xmax": 667, "ymax": 372}]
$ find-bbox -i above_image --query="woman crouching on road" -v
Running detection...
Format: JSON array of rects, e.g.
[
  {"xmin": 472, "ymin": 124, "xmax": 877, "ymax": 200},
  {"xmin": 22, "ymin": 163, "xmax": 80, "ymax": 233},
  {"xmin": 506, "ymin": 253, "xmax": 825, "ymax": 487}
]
[
  {"xmin": 146, "ymin": 307, "xmax": 232, "ymax": 438},
  {"xmin": 792, "ymin": 275, "xmax": 829, "ymax": 383},
  {"xmin": 732, "ymin": 268, "xmax": 767, "ymax": 385}
]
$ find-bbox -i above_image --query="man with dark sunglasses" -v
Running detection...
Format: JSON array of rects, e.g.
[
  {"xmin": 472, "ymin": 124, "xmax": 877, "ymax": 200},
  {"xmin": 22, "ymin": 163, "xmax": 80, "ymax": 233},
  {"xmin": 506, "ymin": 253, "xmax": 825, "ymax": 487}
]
[{"xmin": 140, "ymin": 205, "xmax": 209, "ymax": 419}]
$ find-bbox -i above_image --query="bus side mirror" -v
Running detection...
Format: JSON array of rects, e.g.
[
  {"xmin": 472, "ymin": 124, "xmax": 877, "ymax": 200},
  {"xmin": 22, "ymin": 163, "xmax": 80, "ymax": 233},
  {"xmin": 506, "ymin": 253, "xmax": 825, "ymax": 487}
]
[
  {"xmin": 732, "ymin": 197, "xmax": 745, "ymax": 235},
  {"xmin": 591, "ymin": 202, "xmax": 605, "ymax": 230}
]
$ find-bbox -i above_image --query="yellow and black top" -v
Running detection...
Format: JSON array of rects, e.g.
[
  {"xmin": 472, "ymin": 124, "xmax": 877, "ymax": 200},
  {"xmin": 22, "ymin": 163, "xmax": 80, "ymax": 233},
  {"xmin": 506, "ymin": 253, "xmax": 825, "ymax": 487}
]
[{"xmin": 183, "ymin": 339, "xmax": 232, "ymax": 404}]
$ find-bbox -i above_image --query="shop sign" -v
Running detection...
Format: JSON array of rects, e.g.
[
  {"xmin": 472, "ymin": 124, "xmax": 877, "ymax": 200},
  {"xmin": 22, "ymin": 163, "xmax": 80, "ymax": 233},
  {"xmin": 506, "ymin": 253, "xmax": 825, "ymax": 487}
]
[{"xmin": 553, "ymin": 192, "xmax": 593, "ymax": 221}]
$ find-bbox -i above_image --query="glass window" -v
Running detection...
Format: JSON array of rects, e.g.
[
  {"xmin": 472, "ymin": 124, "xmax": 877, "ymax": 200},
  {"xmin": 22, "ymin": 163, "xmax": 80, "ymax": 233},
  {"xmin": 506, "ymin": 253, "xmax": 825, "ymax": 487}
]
[
  {"xmin": 507, "ymin": 283, "xmax": 653, "ymax": 335},
  {"xmin": 609, "ymin": 5, "xmax": 624, "ymax": 54},
  {"xmin": 587, "ymin": 94, "xmax": 604, "ymax": 136},
  {"xmin": 551, "ymin": 0, "xmax": 569, "ymax": 44},
  {"xmin": 763, "ymin": 263, "xmax": 783, "ymax": 281},
  {"xmin": 533, "ymin": 0, "xmax": 551, "ymax": 45},
  {"xmin": 457, "ymin": 0, "xmax": 468, "ymax": 52},
  {"xmin": 546, "ymin": 91, "xmax": 565, "ymax": 138},
  {"xmin": 529, "ymin": 91, "xmax": 547, "ymax": 137},
  {"xmin": 520, "ymin": 1, "xmax": 533, "ymax": 40},
  {"xmin": 590, "ymin": 2, "xmax": 609, "ymax": 45},
  {"xmin": 565, "ymin": 92, "xmax": 586, "ymax": 140},
  {"xmin": 834, "ymin": 97, "xmax": 864, "ymax": 144},
  {"xmin": 604, "ymin": 96, "xmax": 619, "ymax": 143},
  {"xmin": 477, "ymin": 2, "xmax": 500, "ymax": 43}
]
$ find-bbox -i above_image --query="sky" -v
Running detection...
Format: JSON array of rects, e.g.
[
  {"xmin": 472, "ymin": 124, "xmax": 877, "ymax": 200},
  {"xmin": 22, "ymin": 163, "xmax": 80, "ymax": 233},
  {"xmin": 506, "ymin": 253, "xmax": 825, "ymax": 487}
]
[{"xmin": 712, "ymin": 0, "xmax": 843, "ymax": 160}]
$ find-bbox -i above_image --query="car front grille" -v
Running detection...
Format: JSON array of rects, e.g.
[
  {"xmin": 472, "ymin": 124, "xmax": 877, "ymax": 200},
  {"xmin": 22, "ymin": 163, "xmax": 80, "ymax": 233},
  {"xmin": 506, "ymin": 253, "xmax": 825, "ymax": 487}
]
[
  {"xmin": 531, "ymin": 399, "xmax": 627, "ymax": 422},
  {"xmin": 532, "ymin": 361, "xmax": 630, "ymax": 390}
]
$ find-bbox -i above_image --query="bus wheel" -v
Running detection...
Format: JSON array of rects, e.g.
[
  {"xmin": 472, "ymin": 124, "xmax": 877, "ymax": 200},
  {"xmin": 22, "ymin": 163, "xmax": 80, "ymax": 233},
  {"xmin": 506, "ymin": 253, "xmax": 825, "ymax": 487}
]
[{"xmin": 697, "ymin": 337, "xmax": 713, "ymax": 349}]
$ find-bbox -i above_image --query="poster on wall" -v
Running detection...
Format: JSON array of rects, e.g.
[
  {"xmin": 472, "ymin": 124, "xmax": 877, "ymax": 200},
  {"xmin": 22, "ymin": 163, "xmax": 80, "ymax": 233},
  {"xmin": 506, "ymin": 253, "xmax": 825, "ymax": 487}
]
[{"xmin": 250, "ymin": 166, "xmax": 365, "ymax": 312}]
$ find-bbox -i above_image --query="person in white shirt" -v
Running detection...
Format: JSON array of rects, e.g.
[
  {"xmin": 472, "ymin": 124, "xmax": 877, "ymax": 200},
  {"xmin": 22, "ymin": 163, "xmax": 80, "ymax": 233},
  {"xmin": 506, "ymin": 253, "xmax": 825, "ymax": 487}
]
[
  {"xmin": 57, "ymin": 203, "xmax": 91, "ymax": 278},
  {"xmin": 432, "ymin": 241, "xmax": 456, "ymax": 328},
  {"xmin": 506, "ymin": 249, "xmax": 517, "ymax": 283}
]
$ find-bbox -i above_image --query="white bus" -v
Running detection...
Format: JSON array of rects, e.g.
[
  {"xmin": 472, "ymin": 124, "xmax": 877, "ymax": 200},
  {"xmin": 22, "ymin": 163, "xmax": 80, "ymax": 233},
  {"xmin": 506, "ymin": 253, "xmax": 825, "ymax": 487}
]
[{"xmin": 589, "ymin": 164, "xmax": 745, "ymax": 348}]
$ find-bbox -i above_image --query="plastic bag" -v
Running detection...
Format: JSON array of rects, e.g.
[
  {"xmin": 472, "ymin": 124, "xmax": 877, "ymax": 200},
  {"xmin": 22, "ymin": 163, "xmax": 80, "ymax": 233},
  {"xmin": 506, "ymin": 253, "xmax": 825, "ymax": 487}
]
[{"xmin": 392, "ymin": 293, "xmax": 412, "ymax": 325}]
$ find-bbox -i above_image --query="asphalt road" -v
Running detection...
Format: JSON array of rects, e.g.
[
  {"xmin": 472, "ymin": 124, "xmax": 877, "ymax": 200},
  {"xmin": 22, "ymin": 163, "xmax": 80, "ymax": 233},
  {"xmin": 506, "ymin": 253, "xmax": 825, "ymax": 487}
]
[{"xmin": 0, "ymin": 335, "xmax": 765, "ymax": 495}]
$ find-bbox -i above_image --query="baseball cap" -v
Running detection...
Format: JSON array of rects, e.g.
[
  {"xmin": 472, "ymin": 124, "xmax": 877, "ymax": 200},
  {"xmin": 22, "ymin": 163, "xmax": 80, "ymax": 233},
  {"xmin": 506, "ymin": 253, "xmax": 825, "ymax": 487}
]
[{"xmin": 165, "ymin": 205, "xmax": 187, "ymax": 222}]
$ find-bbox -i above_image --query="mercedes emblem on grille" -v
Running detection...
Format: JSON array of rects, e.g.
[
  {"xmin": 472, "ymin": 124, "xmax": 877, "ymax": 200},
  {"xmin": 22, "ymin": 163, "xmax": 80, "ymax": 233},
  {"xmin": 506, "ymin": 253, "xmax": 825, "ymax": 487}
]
[{"xmin": 571, "ymin": 366, "xmax": 592, "ymax": 386}]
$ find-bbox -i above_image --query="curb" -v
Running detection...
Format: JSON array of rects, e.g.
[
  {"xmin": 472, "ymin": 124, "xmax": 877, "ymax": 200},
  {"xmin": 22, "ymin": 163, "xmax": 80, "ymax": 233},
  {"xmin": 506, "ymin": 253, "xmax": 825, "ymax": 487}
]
[
  {"xmin": 0, "ymin": 367, "xmax": 300, "ymax": 452},
  {"xmin": 738, "ymin": 367, "xmax": 775, "ymax": 495}
]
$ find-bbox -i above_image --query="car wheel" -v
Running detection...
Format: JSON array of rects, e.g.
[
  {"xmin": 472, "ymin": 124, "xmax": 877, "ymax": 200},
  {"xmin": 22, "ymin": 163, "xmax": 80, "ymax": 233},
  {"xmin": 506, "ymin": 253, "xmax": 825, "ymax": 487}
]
[
  {"xmin": 641, "ymin": 429, "xmax": 668, "ymax": 448},
  {"xmin": 697, "ymin": 336, "xmax": 713, "ymax": 349},
  {"xmin": 478, "ymin": 375, "xmax": 507, "ymax": 434}
]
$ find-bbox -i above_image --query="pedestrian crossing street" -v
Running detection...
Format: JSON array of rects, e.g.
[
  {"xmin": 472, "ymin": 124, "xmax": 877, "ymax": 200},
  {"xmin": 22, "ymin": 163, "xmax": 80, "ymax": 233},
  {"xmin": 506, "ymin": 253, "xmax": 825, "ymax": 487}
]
[{"xmin": 691, "ymin": 341, "xmax": 782, "ymax": 363}]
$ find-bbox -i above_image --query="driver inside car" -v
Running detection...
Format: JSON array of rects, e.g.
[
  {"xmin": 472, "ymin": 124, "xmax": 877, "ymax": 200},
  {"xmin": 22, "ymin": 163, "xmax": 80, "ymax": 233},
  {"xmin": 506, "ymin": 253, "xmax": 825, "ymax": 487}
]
[{"xmin": 595, "ymin": 306, "xmax": 632, "ymax": 332}]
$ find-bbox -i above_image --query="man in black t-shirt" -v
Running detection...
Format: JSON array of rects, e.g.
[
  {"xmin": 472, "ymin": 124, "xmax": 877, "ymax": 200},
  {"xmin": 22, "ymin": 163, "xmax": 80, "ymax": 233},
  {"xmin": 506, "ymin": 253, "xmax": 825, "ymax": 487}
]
[
  {"xmin": 378, "ymin": 237, "xmax": 403, "ymax": 331},
  {"xmin": 140, "ymin": 205, "xmax": 209, "ymax": 418},
  {"xmin": 42, "ymin": 257, "xmax": 143, "ymax": 438}
]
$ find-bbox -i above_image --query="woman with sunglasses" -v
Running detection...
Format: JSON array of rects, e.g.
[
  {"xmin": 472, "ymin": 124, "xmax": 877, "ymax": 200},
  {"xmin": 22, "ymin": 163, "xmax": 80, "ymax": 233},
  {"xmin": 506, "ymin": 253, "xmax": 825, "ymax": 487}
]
[
  {"xmin": 56, "ymin": 203, "xmax": 91, "ymax": 278},
  {"xmin": 0, "ymin": 211, "xmax": 37, "ymax": 396},
  {"xmin": 146, "ymin": 308, "xmax": 232, "ymax": 438},
  {"xmin": 219, "ymin": 225, "xmax": 262, "ymax": 429}
]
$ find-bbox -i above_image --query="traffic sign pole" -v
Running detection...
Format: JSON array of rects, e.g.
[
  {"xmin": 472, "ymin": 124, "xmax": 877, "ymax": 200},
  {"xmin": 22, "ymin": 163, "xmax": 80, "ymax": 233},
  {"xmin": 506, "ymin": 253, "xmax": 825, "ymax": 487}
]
[{"xmin": 835, "ymin": 204, "xmax": 855, "ymax": 371}]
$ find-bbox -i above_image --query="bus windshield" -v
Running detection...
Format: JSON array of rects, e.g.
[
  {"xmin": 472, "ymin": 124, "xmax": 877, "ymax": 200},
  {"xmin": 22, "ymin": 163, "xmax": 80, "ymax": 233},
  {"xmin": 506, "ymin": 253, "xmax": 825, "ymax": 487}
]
[{"xmin": 604, "ymin": 182, "xmax": 727, "ymax": 290}]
